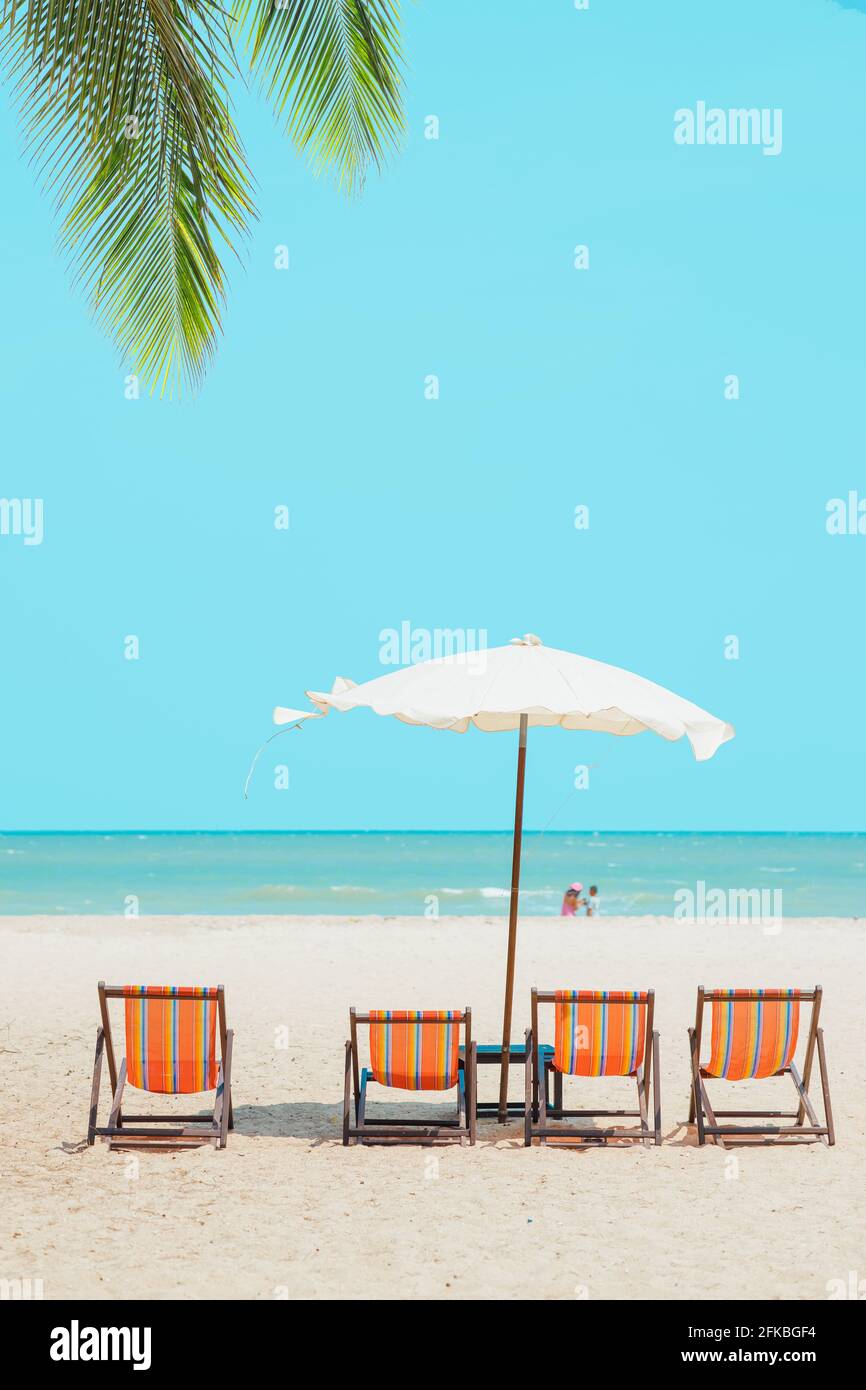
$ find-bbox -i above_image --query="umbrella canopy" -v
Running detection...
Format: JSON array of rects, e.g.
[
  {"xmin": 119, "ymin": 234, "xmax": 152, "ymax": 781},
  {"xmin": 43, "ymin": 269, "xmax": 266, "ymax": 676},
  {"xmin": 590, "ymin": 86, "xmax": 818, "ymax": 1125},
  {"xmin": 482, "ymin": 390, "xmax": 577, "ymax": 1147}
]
[
  {"xmin": 273, "ymin": 634, "xmax": 734, "ymax": 1119},
  {"xmin": 278, "ymin": 633, "xmax": 733, "ymax": 760}
]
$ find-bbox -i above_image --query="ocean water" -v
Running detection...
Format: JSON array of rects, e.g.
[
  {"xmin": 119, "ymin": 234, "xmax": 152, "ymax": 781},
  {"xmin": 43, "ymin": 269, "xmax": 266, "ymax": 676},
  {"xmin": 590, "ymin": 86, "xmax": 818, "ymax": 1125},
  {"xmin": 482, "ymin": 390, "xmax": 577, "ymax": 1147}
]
[{"xmin": 0, "ymin": 832, "xmax": 864, "ymax": 916}]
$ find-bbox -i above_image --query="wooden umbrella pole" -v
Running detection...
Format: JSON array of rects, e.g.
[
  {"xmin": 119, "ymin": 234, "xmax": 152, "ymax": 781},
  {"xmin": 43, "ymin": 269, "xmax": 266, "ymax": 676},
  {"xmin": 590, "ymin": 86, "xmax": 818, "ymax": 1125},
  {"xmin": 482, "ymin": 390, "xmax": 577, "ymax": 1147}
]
[{"xmin": 498, "ymin": 713, "xmax": 528, "ymax": 1123}]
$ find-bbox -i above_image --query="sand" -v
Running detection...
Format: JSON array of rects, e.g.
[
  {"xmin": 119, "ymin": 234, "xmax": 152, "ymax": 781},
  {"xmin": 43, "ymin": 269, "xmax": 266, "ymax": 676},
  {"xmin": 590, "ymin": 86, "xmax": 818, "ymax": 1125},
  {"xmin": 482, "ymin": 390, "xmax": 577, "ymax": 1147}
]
[{"xmin": 1, "ymin": 913, "xmax": 863, "ymax": 1301}]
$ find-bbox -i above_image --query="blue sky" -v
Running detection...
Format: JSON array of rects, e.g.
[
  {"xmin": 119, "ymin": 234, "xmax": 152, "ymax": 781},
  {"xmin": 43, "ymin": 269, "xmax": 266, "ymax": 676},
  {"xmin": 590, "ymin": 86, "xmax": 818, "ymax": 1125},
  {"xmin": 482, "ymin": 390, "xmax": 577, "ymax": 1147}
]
[{"xmin": 1, "ymin": 0, "xmax": 864, "ymax": 832}]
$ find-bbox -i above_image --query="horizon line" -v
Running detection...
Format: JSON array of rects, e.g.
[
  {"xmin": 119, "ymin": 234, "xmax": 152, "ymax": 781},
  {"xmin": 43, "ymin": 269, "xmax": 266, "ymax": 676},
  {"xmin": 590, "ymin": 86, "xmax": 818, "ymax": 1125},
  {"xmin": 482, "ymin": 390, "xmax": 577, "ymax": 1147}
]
[{"xmin": 0, "ymin": 828, "xmax": 863, "ymax": 838}]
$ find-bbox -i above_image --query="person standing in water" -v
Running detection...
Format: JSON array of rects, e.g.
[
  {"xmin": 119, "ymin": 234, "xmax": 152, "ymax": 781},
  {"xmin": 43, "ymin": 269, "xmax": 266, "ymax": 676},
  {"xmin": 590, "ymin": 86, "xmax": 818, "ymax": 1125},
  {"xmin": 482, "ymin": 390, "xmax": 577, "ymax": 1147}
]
[
  {"xmin": 561, "ymin": 882, "xmax": 585, "ymax": 916},
  {"xmin": 586, "ymin": 884, "xmax": 600, "ymax": 916}
]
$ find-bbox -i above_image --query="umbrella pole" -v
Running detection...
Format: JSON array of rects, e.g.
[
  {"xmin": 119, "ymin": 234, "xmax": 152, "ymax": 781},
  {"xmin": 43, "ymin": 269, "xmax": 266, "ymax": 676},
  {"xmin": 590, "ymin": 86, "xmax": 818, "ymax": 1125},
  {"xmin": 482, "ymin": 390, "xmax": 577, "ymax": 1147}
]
[{"xmin": 498, "ymin": 713, "xmax": 528, "ymax": 1123}]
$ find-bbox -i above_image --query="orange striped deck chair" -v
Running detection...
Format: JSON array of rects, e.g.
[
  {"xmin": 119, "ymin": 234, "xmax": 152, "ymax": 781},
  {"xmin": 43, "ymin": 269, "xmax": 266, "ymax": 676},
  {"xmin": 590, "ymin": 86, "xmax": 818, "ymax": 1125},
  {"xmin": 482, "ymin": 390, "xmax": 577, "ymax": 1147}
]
[
  {"xmin": 688, "ymin": 987, "xmax": 834, "ymax": 1147},
  {"xmin": 524, "ymin": 988, "xmax": 661, "ymax": 1146},
  {"xmin": 87, "ymin": 983, "xmax": 234, "ymax": 1151},
  {"xmin": 343, "ymin": 1008, "xmax": 477, "ymax": 1146}
]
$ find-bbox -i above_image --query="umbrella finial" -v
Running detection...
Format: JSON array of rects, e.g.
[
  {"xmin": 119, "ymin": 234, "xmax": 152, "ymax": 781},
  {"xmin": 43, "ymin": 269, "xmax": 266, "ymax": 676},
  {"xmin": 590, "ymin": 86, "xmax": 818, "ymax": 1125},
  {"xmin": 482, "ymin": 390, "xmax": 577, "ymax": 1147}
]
[{"xmin": 510, "ymin": 633, "xmax": 543, "ymax": 646}]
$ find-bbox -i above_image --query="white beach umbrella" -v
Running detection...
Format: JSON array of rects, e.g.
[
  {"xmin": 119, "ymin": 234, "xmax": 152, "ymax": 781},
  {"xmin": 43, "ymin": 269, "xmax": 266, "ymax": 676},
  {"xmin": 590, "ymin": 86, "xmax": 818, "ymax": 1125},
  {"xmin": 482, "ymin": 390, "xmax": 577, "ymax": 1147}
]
[{"xmin": 273, "ymin": 634, "xmax": 734, "ymax": 1120}]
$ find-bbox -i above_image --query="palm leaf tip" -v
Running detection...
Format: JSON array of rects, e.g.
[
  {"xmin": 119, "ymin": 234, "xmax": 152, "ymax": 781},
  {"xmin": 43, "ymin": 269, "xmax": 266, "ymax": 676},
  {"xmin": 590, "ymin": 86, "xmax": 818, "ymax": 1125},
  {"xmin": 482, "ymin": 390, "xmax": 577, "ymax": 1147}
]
[{"xmin": 234, "ymin": 0, "xmax": 406, "ymax": 196}]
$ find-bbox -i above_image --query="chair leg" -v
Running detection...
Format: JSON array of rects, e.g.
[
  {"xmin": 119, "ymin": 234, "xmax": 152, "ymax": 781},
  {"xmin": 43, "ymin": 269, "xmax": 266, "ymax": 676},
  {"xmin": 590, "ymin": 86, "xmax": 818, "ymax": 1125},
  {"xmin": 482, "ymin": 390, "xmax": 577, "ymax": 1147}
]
[
  {"xmin": 537, "ymin": 1059, "xmax": 549, "ymax": 1147},
  {"xmin": 817, "ymin": 1029, "xmax": 835, "ymax": 1147},
  {"xmin": 87, "ymin": 1027, "xmax": 105, "ymax": 1146},
  {"xmin": 217, "ymin": 1030, "xmax": 233, "ymax": 1149},
  {"xmin": 342, "ymin": 1041, "xmax": 353, "ymax": 1146},
  {"xmin": 531, "ymin": 1032, "xmax": 539, "ymax": 1123},
  {"xmin": 106, "ymin": 1061, "xmax": 127, "ymax": 1142},
  {"xmin": 468, "ymin": 1041, "xmax": 477, "ymax": 1146},
  {"xmin": 524, "ymin": 1029, "xmax": 533, "ymax": 1146},
  {"xmin": 213, "ymin": 1065, "xmax": 226, "ymax": 1149},
  {"xmin": 688, "ymin": 1028, "xmax": 706, "ymax": 1146},
  {"xmin": 698, "ymin": 1077, "xmax": 725, "ymax": 1149},
  {"xmin": 636, "ymin": 1066, "xmax": 650, "ymax": 1148},
  {"xmin": 356, "ymin": 1069, "xmax": 369, "ymax": 1141},
  {"xmin": 652, "ymin": 1030, "xmax": 662, "ymax": 1145}
]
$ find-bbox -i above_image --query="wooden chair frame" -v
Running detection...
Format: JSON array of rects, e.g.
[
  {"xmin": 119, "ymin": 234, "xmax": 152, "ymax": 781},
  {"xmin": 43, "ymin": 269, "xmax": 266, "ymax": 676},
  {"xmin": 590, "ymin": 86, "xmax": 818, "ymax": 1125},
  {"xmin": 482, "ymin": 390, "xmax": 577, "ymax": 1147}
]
[
  {"xmin": 688, "ymin": 986, "xmax": 834, "ymax": 1148},
  {"xmin": 525, "ymin": 988, "xmax": 661, "ymax": 1147},
  {"xmin": 343, "ymin": 1007, "xmax": 477, "ymax": 1146},
  {"xmin": 87, "ymin": 982, "xmax": 234, "ymax": 1150}
]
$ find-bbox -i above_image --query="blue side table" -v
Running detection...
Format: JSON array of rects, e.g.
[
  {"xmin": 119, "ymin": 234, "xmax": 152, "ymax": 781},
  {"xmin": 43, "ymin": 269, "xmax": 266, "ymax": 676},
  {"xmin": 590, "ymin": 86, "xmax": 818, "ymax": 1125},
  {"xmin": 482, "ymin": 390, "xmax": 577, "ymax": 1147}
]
[{"xmin": 459, "ymin": 1041, "xmax": 558, "ymax": 1119}]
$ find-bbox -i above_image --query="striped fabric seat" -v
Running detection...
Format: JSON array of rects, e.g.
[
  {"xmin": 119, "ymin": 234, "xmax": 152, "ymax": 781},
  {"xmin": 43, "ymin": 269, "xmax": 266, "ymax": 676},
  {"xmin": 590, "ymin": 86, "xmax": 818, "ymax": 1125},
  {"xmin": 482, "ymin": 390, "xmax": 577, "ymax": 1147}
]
[
  {"xmin": 554, "ymin": 990, "xmax": 647, "ymax": 1077},
  {"xmin": 704, "ymin": 989, "xmax": 800, "ymax": 1080},
  {"xmin": 123, "ymin": 986, "xmax": 219, "ymax": 1094},
  {"xmin": 369, "ymin": 1010, "xmax": 462, "ymax": 1091}
]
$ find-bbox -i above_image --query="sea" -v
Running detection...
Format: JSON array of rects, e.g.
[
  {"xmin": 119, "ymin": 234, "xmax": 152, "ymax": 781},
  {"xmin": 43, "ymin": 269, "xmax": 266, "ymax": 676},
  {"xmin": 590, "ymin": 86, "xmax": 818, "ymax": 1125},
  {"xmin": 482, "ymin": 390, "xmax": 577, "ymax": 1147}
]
[{"xmin": 0, "ymin": 831, "xmax": 864, "ymax": 916}]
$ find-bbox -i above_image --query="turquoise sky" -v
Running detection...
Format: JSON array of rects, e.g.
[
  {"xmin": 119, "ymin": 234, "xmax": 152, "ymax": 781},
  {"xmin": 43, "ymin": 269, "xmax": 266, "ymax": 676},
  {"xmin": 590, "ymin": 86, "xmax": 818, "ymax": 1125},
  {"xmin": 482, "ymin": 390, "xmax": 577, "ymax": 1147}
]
[{"xmin": 1, "ymin": 0, "xmax": 864, "ymax": 832}]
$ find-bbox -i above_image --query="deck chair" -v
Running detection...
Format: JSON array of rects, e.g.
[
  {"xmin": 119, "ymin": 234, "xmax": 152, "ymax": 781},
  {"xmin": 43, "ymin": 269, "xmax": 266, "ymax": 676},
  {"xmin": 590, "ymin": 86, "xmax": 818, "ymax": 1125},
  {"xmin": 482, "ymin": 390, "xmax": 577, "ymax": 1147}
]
[
  {"xmin": 87, "ymin": 983, "xmax": 234, "ymax": 1150},
  {"xmin": 525, "ymin": 989, "xmax": 661, "ymax": 1146},
  {"xmin": 688, "ymin": 987, "xmax": 834, "ymax": 1147},
  {"xmin": 343, "ymin": 1008, "xmax": 477, "ymax": 1145}
]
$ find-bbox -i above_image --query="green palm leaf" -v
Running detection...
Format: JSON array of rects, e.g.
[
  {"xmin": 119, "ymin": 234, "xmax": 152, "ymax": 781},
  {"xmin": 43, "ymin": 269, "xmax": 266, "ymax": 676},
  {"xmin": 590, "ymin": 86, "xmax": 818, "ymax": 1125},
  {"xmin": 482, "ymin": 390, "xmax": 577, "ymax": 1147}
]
[
  {"xmin": 1, "ymin": 0, "xmax": 405, "ymax": 395},
  {"xmin": 234, "ymin": 0, "xmax": 404, "ymax": 195},
  {"xmin": 2, "ymin": 0, "xmax": 256, "ymax": 397}
]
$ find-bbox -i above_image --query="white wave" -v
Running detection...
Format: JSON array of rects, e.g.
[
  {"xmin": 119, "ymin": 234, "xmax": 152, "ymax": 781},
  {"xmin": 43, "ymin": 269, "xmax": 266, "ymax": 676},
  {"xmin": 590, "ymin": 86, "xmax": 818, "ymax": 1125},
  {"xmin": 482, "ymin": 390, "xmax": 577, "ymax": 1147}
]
[{"xmin": 246, "ymin": 884, "xmax": 301, "ymax": 898}]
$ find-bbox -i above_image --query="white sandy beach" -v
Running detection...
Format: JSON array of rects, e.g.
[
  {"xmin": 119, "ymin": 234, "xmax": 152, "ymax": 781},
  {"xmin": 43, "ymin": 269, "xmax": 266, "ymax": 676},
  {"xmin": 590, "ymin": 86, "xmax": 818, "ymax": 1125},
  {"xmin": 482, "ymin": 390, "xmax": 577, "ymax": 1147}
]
[{"xmin": 1, "ymin": 913, "xmax": 863, "ymax": 1301}]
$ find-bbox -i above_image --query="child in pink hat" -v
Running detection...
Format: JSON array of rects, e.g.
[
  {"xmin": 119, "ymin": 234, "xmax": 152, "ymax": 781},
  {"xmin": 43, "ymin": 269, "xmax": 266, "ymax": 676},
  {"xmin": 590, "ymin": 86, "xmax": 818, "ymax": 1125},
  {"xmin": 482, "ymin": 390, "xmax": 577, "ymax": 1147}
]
[{"xmin": 560, "ymin": 882, "xmax": 585, "ymax": 916}]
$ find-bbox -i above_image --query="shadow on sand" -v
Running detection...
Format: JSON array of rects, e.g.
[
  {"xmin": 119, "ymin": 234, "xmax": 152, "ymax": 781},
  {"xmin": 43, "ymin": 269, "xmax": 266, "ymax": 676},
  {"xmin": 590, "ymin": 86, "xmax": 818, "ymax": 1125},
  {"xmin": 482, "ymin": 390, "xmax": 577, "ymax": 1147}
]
[{"xmin": 232, "ymin": 1100, "xmax": 474, "ymax": 1143}]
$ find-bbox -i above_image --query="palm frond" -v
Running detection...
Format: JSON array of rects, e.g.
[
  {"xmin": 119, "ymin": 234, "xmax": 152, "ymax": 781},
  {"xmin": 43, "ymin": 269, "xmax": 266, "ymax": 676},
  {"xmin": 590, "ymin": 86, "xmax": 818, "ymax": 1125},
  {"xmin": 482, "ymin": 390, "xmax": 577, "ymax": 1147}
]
[
  {"xmin": 1, "ymin": 0, "xmax": 256, "ymax": 396},
  {"xmin": 233, "ymin": 0, "xmax": 405, "ymax": 195}
]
